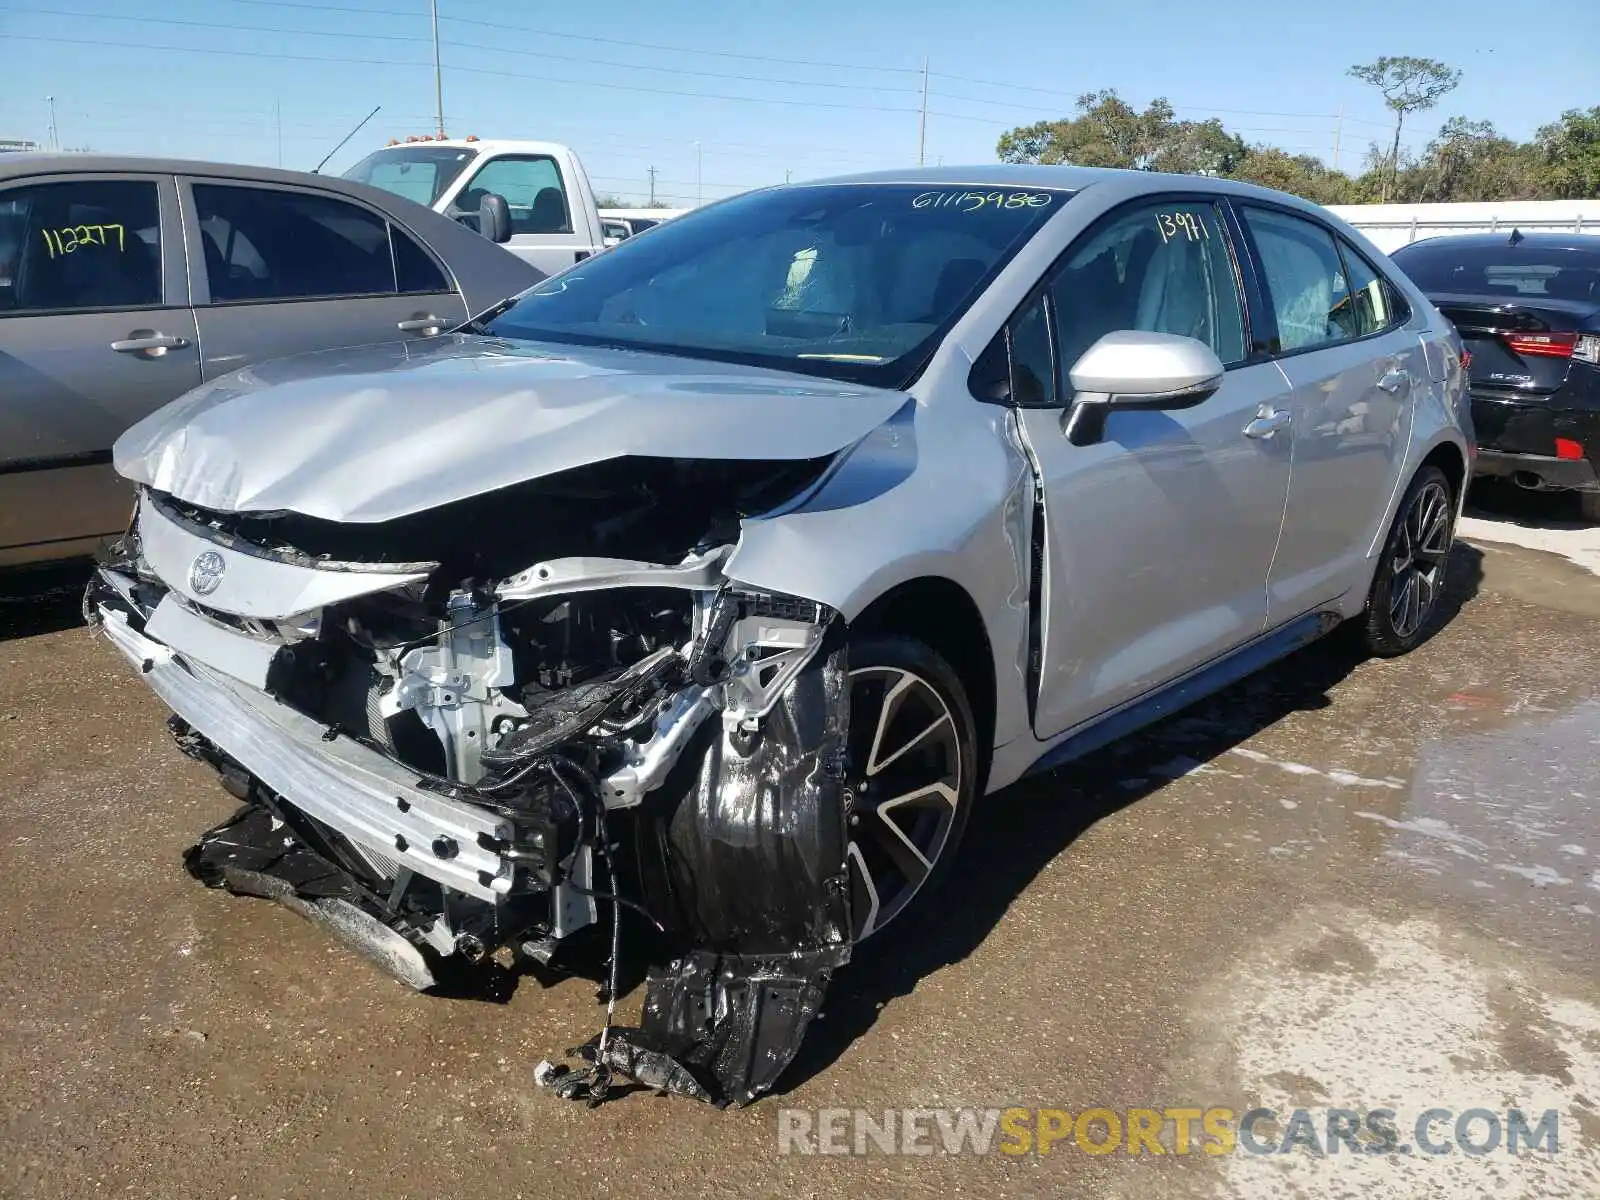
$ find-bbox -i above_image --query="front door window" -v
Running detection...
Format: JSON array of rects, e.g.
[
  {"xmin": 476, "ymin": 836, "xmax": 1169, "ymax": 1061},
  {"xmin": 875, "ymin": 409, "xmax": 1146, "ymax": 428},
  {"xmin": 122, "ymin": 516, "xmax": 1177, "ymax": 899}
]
[{"xmin": 0, "ymin": 180, "xmax": 162, "ymax": 313}]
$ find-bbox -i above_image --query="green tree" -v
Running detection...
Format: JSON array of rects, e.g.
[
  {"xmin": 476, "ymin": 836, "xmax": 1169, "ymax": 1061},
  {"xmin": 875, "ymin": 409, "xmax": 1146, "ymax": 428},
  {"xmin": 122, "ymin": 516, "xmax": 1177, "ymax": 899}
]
[
  {"xmin": 995, "ymin": 90, "xmax": 1245, "ymax": 175},
  {"xmin": 1406, "ymin": 117, "xmax": 1540, "ymax": 202},
  {"xmin": 593, "ymin": 193, "xmax": 630, "ymax": 208},
  {"xmin": 1151, "ymin": 118, "xmax": 1249, "ymax": 177},
  {"xmin": 1347, "ymin": 56, "xmax": 1462, "ymax": 201},
  {"xmin": 1534, "ymin": 106, "xmax": 1600, "ymax": 199},
  {"xmin": 997, "ymin": 90, "xmax": 1175, "ymax": 168},
  {"xmin": 1229, "ymin": 146, "xmax": 1356, "ymax": 205}
]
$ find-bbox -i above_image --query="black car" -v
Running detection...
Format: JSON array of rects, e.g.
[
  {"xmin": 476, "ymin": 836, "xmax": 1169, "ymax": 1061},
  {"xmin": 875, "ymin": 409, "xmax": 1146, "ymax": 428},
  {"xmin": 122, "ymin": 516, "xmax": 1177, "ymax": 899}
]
[{"xmin": 1390, "ymin": 231, "xmax": 1600, "ymax": 518}]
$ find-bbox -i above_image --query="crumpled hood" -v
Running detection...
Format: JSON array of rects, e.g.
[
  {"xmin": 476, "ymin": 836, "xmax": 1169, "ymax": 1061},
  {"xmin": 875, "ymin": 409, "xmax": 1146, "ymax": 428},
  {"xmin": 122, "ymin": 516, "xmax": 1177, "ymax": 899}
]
[{"xmin": 114, "ymin": 335, "xmax": 909, "ymax": 523}]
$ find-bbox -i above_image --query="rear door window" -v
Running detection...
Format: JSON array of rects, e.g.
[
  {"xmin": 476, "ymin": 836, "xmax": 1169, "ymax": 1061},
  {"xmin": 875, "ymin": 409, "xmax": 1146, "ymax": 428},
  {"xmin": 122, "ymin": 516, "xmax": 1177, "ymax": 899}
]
[
  {"xmin": 1239, "ymin": 206, "xmax": 1354, "ymax": 352},
  {"xmin": 1049, "ymin": 199, "xmax": 1247, "ymax": 375},
  {"xmin": 1336, "ymin": 240, "xmax": 1397, "ymax": 337},
  {"xmin": 392, "ymin": 226, "xmax": 451, "ymax": 294},
  {"xmin": 460, "ymin": 157, "xmax": 572, "ymax": 235},
  {"xmin": 0, "ymin": 180, "xmax": 162, "ymax": 313},
  {"xmin": 193, "ymin": 184, "xmax": 396, "ymax": 302}
]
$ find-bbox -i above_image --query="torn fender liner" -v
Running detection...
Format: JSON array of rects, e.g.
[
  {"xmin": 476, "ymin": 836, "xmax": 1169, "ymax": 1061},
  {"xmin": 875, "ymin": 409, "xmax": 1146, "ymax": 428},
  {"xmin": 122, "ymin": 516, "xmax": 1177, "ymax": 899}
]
[
  {"xmin": 538, "ymin": 948, "xmax": 842, "ymax": 1108},
  {"xmin": 657, "ymin": 622, "xmax": 853, "ymax": 952},
  {"xmin": 184, "ymin": 804, "xmax": 437, "ymax": 991},
  {"xmin": 545, "ymin": 624, "xmax": 854, "ymax": 1106}
]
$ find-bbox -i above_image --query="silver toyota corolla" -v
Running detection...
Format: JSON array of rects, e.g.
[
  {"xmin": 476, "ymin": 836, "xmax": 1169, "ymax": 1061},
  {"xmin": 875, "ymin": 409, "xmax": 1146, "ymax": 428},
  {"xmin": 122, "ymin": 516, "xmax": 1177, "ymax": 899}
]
[{"xmin": 89, "ymin": 166, "xmax": 1471, "ymax": 1106}]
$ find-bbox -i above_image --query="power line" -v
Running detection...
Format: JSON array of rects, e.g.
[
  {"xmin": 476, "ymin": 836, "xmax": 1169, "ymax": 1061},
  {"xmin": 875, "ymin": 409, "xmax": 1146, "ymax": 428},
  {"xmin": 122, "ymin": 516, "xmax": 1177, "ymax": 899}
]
[
  {"xmin": 7, "ymin": 6, "xmax": 921, "ymax": 96},
  {"xmin": 223, "ymin": 0, "xmax": 925, "ymax": 75},
  {"xmin": 8, "ymin": 31, "xmax": 431, "ymax": 71},
  {"xmin": 17, "ymin": 4, "xmax": 1399, "ymax": 138},
  {"xmin": 9, "ymin": 32, "xmax": 925, "ymax": 116},
  {"xmin": 423, "ymin": 59, "xmax": 925, "ymax": 115},
  {"xmin": 927, "ymin": 69, "xmax": 1396, "ymax": 128},
  {"xmin": 3, "ymin": 5, "xmax": 429, "ymax": 43}
]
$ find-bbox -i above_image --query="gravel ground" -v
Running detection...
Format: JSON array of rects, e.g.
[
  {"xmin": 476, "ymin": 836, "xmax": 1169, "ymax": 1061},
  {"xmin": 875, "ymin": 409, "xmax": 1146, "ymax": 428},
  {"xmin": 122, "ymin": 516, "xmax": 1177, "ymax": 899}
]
[{"xmin": 0, "ymin": 486, "xmax": 1595, "ymax": 1199}]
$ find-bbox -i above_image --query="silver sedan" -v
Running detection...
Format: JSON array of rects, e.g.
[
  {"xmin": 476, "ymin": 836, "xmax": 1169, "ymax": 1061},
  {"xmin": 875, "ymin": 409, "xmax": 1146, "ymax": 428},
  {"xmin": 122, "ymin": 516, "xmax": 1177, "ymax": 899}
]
[{"xmin": 91, "ymin": 165, "xmax": 1470, "ymax": 1106}]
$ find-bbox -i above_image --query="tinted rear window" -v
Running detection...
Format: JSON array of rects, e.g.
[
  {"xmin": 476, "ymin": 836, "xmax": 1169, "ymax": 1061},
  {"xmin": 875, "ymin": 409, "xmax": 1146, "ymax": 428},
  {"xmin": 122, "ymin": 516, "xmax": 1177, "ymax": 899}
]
[{"xmin": 1391, "ymin": 240, "xmax": 1600, "ymax": 302}]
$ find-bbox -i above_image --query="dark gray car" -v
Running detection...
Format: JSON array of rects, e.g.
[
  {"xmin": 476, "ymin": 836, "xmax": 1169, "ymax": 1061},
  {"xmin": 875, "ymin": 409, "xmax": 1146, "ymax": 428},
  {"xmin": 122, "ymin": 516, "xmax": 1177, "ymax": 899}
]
[{"xmin": 0, "ymin": 154, "xmax": 541, "ymax": 568}]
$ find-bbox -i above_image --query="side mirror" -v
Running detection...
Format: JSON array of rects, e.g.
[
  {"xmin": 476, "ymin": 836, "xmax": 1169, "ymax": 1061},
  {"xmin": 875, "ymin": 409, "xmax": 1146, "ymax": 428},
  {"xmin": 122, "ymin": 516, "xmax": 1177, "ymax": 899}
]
[
  {"xmin": 478, "ymin": 192, "xmax": 512, "ymax": 244},
  {"xmin": 1063, "ymin": 331, "xmax": 1225, "ymax": 446}
]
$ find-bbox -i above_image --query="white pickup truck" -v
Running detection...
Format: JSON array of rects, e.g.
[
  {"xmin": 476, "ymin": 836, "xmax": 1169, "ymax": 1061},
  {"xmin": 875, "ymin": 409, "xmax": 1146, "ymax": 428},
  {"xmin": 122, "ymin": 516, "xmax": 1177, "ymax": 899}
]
[{"xmin": 343, "ymin": 138, "xmax": 607, "ymax": 276}]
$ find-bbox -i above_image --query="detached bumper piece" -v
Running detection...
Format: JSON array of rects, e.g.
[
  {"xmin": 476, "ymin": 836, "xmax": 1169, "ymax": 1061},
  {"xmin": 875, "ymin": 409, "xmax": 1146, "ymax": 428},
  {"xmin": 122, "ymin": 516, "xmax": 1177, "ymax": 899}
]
[{"xmin": 185, "ymin": 804, "xmax": 439, "ymax": 991}]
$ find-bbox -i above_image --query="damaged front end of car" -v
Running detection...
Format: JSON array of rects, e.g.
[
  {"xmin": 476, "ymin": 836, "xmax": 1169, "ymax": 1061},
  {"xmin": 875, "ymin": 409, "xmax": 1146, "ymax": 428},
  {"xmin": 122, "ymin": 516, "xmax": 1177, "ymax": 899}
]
[{"xmin": 87, "ymin": 454, "xmax": 856, "ymax": 1108}]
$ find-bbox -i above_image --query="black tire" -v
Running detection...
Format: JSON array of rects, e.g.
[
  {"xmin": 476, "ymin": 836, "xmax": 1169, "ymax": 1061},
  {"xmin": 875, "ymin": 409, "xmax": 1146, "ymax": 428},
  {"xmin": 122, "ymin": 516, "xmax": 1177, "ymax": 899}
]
[
  {"xmin": 843, "ymin": 633, "xmax": 978, "ymax": 945},
  {"xmin": 1359, "ymin": 465, "xmax": 1456, "ymax": 657},
  {"xmin": 1578, "ymin": 491, "xmax": 1600, "ymax": 524}
]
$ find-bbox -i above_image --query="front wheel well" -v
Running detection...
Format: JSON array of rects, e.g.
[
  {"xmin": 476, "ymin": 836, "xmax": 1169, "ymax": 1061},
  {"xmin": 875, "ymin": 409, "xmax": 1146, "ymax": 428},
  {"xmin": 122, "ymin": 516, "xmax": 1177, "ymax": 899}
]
[{"xmin": 849, "ymin": 577, "xmax": 996, "ymax": 785}]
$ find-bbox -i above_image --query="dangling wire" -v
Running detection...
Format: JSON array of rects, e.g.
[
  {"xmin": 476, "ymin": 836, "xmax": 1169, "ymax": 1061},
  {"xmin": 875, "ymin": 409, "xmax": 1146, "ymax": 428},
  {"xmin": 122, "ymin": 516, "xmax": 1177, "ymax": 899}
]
[{"xmin": 542, "ymin": 756, "xmax": 626, "ymax": 1091}]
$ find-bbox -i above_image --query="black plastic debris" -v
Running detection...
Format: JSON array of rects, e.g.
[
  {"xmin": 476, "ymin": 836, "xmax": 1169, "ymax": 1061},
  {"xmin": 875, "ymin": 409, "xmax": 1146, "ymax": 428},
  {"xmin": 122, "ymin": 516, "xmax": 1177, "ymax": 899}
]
[
  {"xmin": 184, "ymin": 803, "xmax": 438, "ymax": 991},
  {"xmin": 535, "ymin": 948, "xmax": 844, "ymax": 1107}
]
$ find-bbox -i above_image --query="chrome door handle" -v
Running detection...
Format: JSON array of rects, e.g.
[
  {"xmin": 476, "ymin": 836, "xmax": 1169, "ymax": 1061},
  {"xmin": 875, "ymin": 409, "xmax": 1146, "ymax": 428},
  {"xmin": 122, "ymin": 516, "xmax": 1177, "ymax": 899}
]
[
  {"xmin": 396, "ymin": 316, "xmax": 445, "ymax": 333},
  {"xmin": 1243, "ymin": 406, "xmax": 1291, "ymax": 440},
  {"xmin": 111, "ymin": 333, "xmax": 188, "ymax": 353},
  {"xmin": 1377, "ymin": 368, "xmax": 1410, "ymax": 393}
]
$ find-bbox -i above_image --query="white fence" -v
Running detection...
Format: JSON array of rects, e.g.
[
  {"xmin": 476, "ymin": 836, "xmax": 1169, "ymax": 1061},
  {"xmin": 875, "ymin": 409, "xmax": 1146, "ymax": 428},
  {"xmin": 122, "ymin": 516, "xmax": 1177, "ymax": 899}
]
[{"xmin": 1328, "ymin": 200, "xmax": 1598, "ymax": 253}]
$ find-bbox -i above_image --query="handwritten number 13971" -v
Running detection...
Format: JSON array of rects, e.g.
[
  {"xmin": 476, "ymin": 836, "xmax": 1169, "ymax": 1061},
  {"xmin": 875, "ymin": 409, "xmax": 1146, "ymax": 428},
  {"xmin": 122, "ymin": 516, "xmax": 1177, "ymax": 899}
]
[{"xmin": 1155, "ymin": 212, "xmax": 1208, "ymax": 243}]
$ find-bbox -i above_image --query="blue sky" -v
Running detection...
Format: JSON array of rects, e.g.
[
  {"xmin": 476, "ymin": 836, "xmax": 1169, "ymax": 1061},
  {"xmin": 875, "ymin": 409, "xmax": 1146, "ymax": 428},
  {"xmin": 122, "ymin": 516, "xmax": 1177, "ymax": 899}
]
[{"xmin": 0, "ymin": 0, "xmax": 1592, "ymax": 205}]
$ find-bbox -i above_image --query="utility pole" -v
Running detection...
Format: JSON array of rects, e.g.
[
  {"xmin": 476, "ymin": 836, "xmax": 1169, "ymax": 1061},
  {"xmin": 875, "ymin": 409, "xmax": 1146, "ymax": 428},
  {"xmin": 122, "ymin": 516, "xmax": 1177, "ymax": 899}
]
[
  {"xmin": 647, "ymin": 165, "xmax": 658, "ymax": 206},
  {"xmin": 917, "ymin": 57, "xmax": 928, "ymax": 167},
  {"xmin": 1331, "ymin": 104, "xmax": 1343, "ymax": 172},
  {"xmin": 694, "ymin": 140, "xmax": 702, "ymax": 207},
  {"xmin": 44, "ymin": 95, "xmax": 58, "ymax": 150},
  {"xmin": 430, "ymin": 0, "xmax": 445, "ymax": 137},
  {"xmin": 785, "ymin": 168, "xmax": 792, "ymax": 184}
]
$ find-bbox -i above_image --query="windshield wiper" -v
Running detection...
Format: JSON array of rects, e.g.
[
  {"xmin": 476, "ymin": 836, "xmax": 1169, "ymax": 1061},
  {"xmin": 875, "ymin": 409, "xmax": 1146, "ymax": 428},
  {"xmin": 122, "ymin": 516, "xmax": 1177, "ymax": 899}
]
[{"xmin": 460, "ymin": 295, "xmax": 521, "ymax": 334}]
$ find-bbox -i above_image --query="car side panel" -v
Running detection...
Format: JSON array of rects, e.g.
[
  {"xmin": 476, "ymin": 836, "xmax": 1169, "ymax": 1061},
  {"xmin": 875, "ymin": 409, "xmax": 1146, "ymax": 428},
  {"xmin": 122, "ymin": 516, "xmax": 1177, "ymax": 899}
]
[
  {"xmin": 1018, "ymin": 359, "xmax": 1292, "ymax": 737},
  {"xmin": 722, "ymin": 395, "xmax": 1038, "ymax": 763},
  {"xmin": 1265, "ymin": 329, "xmax": 1420, "ymax": 622},
  {"xmin": 189, "ymin": 295, "xmax": 467, "ymax": 381}
]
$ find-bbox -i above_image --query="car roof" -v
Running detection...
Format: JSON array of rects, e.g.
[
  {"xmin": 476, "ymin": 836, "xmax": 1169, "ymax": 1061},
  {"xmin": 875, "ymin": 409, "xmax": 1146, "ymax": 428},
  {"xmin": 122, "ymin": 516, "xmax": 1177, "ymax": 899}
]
[
  {"xmin": 788, "ymin": 163, "xmax": 1345, "ymax": 215},
  {"xmin": 0, "ymin": 151, "xmax": 543, "ymax": 311},
  {"xmin": 1393, "ymin": 231, "xmax": 1600, "ymax": 253},
  {"xmin": 0, "ymin": 151, "xmax": 408, "ymax": 200},
  {"xmin": 363, "ymin": 139, "xmax": 569, "ymax": 156}
]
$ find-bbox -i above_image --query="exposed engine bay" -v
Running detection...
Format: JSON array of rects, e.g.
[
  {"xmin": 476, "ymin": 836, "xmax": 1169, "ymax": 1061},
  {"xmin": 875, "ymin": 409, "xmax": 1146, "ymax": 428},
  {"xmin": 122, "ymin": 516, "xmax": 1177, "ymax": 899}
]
[{"xmin": 88, "ymin": 455, "xmax": 856, "ymax": 1107}]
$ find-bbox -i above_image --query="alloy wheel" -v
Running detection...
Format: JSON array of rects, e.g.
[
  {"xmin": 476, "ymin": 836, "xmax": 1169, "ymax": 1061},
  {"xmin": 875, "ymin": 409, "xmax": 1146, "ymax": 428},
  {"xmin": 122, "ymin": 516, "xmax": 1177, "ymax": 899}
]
[
  {"xmin": 844, "ymin": 665, "xmax": 964, "ymax": 941},
  {"xmin": 1387, "ymin": 478, "xmax": 1452, "ymax": 639}
]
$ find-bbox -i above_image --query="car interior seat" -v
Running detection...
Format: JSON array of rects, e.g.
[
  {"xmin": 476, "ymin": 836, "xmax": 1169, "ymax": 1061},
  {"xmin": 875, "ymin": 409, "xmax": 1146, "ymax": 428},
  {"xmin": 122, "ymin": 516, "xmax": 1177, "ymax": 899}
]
[
  {"xmin": 921, "ymin": 257, "xmax": 988, "ymax": 322},
  {"xmin": 1136, "ymin": 237, "xmax": 1214, "ymax": 349},
  {"xmin": 528, "ymin": 187, "xmax": 568, "ymax": 234}
]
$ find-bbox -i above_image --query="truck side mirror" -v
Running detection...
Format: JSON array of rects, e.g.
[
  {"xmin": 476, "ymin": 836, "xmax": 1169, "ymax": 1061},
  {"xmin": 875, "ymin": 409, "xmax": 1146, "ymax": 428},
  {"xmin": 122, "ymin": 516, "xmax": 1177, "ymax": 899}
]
[{"xmin": 478, "ymin": 193, "xmax": 511, "ymax": 244}]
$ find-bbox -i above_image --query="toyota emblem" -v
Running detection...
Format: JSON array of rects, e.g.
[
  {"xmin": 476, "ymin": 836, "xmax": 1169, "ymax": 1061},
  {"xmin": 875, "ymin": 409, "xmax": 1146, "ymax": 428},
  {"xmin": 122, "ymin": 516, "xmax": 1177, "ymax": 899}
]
[{"xmin": 189, "ymin": 550, "xmax": 227, "ymax": 596}]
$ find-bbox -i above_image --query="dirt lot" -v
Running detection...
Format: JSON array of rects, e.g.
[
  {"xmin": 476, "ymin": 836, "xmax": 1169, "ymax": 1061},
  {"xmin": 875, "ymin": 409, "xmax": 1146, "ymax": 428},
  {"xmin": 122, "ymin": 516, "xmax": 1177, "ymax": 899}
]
[{"xmin": 1, "ymin": 488, "xmax": 1596, "ymax": 1199}]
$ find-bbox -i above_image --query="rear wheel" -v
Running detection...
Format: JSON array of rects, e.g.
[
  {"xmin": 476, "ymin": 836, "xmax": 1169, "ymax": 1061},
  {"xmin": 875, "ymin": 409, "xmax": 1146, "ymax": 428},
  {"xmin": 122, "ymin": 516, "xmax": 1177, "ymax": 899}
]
[
  {"xmin": 1578, "ymin": 491, "xmax": 1600, "ymax": 524},
  {"xmin": 843, "ymin": 635, "xmax": 978, "ymax": 943},
  {"xmin": 1358, "ymin": 465, "xmax": 1456, "ymax": 657}
]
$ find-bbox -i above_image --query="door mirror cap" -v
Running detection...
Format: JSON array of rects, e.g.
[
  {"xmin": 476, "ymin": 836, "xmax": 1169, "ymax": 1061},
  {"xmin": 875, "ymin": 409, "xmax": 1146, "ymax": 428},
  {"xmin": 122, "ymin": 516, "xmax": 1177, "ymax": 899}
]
[
  {"xmin": 1064, "ymin": 331, "xmax": 1225, "ymax": 446},
  {"xmin": 478, "ymin": 192, "xmax": 512, "ymax": 244}
]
